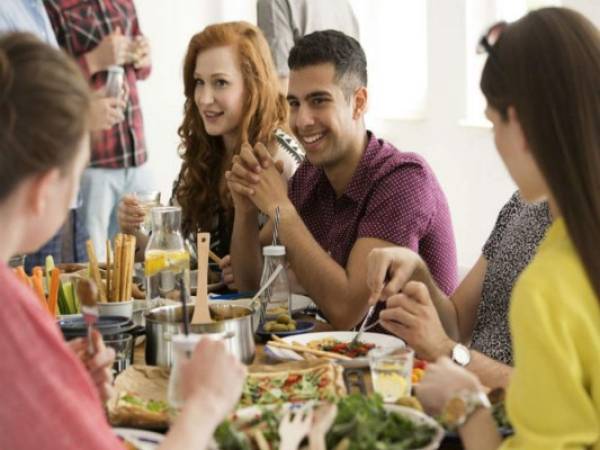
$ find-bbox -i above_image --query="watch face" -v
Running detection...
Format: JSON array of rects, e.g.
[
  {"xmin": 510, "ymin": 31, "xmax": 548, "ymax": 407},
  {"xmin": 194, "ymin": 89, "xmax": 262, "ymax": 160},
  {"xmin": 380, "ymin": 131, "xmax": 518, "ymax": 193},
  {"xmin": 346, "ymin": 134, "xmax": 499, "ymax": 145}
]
[{"xmin": 453, "ymin": 344, "xmax": 471, "ymax": 366}]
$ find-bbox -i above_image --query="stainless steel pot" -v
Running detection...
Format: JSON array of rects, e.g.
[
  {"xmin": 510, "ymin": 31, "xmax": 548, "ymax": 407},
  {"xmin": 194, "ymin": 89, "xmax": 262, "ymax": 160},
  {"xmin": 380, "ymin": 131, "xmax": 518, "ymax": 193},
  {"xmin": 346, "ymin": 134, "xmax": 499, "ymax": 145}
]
[{"xmin": 145, "ymin": 304, "xmax": 256, "ymax": 367}]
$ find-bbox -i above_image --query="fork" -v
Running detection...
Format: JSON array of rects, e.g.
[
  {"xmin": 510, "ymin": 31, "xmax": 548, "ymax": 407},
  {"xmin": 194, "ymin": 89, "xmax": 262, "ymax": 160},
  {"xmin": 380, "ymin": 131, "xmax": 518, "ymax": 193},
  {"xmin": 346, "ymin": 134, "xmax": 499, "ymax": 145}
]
[
  {"xmin": 351, "ymin": 304, "xmax": 377, "ymax": 346},
  {"xmin": 278, "ymin": 404, "xmax": 314, "ymax": 450}
]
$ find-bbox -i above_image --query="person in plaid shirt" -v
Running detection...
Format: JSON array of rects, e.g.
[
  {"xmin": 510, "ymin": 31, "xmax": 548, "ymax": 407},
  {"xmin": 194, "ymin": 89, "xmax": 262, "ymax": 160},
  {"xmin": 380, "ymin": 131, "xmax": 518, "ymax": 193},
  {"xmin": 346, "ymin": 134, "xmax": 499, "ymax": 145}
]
[
  {"xmin": 0, "ymin": 0, "xmax": 129, "ymax": 272},
  {"xmin": 44, "ymin": 0, "xmax": 153, "ymax": 260}
]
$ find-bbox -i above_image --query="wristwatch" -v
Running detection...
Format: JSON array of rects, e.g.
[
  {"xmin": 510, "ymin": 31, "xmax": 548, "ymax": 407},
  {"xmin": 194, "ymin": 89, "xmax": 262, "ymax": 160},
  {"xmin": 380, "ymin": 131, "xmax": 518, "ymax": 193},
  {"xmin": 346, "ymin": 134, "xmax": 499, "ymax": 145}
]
[
  {"xmin": 441, "ymin": 389, "xmax": 491, "ymax": 429},
  {"xmin": 451, "ymin": 343, "xmax": 471, "ymax": 366}
]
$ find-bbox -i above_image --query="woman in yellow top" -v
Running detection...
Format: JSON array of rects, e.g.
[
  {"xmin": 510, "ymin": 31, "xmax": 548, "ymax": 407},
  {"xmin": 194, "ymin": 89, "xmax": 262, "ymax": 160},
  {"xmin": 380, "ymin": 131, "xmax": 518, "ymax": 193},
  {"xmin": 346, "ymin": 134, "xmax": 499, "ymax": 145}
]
[{"xmin": 410, "ymin": 7, "xmax": 600, "ymax": 450}]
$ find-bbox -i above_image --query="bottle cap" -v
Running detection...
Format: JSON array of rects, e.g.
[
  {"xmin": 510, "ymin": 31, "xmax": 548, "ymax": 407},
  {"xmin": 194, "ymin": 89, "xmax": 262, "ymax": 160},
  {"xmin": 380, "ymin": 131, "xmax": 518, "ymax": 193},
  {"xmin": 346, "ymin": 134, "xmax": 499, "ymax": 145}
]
[{"xmin": 262, "ymin": 245, "xmax": 286, "ymax": 256}]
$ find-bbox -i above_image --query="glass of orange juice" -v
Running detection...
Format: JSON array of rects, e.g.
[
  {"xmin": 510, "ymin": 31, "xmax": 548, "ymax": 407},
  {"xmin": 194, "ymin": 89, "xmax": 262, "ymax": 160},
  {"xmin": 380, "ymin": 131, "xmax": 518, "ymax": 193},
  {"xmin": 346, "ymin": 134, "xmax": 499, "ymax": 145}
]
[{"xmin": 369, "ymin": 347, "xmax": 414, "ymax": 402}]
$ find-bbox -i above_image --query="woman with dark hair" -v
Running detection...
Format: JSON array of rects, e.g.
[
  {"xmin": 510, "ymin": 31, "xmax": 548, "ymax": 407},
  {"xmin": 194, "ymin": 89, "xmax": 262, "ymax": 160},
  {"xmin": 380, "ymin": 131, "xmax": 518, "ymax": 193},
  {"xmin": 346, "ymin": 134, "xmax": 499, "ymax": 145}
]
[
  {"xmin": 0, "ymin": 32, "xmax": 245, "ymax": 450},
  {"xmin": 413, "ymin": 7, "xmax": 600, "ymax": 450},
  {"xmin": 118, "ymin": 21, "xmax": 302, "ymax": 282}
]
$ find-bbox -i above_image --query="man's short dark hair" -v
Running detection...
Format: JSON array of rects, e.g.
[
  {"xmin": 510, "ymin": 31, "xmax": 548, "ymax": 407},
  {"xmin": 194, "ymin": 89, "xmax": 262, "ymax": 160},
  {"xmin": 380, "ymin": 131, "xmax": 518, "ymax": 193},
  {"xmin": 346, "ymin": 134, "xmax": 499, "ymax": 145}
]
[{"xmin": 288, "ymin": 30, "xmax": 367, "ymax": 97}]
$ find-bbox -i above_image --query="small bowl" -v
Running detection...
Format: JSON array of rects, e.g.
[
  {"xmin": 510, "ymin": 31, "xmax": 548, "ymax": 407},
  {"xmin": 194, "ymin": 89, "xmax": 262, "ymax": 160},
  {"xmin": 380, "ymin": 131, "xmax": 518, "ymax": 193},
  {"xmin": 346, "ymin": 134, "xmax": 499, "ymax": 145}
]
[{"xmin": 98, "ymin": 300, "xmax": 134, "ymax": 319}]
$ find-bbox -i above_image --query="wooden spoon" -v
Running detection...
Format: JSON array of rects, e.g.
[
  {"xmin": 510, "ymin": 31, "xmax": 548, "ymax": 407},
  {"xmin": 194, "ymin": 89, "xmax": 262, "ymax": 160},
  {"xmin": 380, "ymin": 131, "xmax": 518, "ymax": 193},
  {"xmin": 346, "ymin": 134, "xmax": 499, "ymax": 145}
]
[{"xmin": 191, "ymin": 232, "xmax": 212, "ymax": 324}]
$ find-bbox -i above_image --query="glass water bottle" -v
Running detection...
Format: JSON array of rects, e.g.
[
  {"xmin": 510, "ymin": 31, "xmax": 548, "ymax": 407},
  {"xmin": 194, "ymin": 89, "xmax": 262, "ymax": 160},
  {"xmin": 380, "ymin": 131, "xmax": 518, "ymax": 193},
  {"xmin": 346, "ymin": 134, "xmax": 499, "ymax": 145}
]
[
  {"xmin": 259, "ymin": 245, "xmax": 291, "ymax": 320},
  {"xmin": 145, "ymin": 206, "xmax": 190, "ymax": 309}
]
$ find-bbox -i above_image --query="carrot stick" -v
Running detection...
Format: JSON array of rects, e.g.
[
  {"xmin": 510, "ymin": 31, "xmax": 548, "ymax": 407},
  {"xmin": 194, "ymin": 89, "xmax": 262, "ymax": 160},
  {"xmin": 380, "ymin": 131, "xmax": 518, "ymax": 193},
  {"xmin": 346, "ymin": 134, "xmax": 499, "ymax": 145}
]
[
  {"xmin": 32, "ymin": 266, "xmax": 43, "ymax": 279},
  {"xmin": 47, "ymin": 268, "xmax": 61, "ymax": 317},
  {"xmin": 14, "ymin": 266, "xmax": 30, "ymax": 288},
  {"xmin": 31, "ymin": 269, "xmax": 48, "ymax": 311}
]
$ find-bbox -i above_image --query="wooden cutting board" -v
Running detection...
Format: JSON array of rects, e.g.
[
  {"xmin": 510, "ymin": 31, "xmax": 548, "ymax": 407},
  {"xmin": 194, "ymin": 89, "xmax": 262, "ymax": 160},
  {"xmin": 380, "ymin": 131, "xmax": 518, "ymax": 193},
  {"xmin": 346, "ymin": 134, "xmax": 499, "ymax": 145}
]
[{"xmin": 191, "ymin": 232, "xmax": 212, "ymax": 324}]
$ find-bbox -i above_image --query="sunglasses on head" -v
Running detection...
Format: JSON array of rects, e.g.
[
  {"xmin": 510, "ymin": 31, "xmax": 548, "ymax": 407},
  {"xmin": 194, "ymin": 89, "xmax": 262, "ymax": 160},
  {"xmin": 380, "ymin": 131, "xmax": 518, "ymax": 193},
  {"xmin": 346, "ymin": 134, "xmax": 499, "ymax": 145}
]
[{"xmin": 477, "ymin": 21, "xmax": 508, "ymax": 56}]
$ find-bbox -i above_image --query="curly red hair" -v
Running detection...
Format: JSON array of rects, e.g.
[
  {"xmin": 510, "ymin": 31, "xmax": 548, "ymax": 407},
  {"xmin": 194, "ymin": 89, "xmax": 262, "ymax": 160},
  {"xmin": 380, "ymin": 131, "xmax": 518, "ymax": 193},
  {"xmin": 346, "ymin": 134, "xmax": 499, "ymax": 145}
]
[{"xmin": 175, "ymin": 21, "xmax": 288, "ymax": 237}]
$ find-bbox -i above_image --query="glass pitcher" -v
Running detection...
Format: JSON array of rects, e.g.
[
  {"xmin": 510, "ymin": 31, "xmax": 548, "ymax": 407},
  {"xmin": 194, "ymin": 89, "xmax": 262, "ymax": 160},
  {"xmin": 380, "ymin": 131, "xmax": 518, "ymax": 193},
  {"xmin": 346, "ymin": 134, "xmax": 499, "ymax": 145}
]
[
  {"xmin": 259, "ymin": 245, "xmax": 291, "ymax": 321},
  {"xmin": 144, "ymin": 206, "xmax": 190, "ymax": 308}
]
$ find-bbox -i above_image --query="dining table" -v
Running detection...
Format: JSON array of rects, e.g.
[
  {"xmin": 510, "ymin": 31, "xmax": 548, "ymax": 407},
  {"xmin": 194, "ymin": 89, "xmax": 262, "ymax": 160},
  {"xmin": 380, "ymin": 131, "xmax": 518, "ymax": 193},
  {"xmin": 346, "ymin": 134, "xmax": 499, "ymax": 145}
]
[{"xmin": 129, "ymin": 313, "xmax": 465, "ymax": 450}]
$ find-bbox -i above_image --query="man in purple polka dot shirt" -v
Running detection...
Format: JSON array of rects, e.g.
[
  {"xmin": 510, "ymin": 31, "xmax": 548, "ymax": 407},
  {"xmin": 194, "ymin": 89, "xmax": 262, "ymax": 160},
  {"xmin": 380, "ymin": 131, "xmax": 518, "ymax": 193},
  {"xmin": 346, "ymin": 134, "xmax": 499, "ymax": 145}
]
[{"xmin": 227, "ymin": 30, "xmax": 457, "ymax": 330}]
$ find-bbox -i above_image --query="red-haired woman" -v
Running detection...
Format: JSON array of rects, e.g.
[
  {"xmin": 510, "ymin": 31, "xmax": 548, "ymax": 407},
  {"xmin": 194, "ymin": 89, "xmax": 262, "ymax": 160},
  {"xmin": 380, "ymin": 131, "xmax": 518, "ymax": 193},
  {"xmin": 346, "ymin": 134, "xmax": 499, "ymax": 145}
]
[{"xmin": 119, "ymin": 22, "xmax": 303, "ymax": 284}]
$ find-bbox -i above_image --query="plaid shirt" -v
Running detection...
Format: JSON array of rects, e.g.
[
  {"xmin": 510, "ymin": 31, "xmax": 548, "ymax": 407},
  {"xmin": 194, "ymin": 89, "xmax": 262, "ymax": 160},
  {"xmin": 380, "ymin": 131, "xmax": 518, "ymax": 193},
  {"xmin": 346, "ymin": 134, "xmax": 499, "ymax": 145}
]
[{"xmin": 44, "ymin": 0, "xmax": 150, "ymax": 168}]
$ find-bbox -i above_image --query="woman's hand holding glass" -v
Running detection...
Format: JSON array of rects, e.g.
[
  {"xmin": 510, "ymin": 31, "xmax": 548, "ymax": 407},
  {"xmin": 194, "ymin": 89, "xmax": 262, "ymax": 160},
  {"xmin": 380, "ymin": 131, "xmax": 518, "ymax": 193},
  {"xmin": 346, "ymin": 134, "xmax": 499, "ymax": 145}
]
[
  {"xmin": 181, "ymin": 339, "xmax": 246, "ymax": 421},
  {"xmin": 118, "ymin": 194, "xmax": 146, "ymax": 234}
]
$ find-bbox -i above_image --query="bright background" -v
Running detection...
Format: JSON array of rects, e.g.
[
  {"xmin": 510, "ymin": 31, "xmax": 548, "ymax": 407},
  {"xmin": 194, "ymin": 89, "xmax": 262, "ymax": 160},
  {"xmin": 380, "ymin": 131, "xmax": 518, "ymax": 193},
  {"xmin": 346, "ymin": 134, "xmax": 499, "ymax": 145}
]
[{"xmin": 134, "ymin": 0, "xmax": 600, "ymax": 270}]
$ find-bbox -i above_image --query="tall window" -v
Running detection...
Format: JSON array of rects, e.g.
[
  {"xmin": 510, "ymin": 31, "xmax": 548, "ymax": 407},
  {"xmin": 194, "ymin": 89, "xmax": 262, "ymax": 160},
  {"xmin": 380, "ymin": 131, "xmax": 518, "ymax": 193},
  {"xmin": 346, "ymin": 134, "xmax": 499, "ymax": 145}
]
[
  {"xmin": 350, "ymin": 0, "xmax": 428, "ymax": 119},
  {"xmin": 464, "ymin": 0, "xmax": 561, "ymax": 126}
]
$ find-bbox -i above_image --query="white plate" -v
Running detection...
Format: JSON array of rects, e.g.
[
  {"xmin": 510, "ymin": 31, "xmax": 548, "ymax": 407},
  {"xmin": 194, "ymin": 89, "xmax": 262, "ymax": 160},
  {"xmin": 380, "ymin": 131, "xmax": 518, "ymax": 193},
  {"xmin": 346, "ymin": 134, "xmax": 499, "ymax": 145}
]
[
  {"xmin": 265, "ymin": 331, "xmax": 405, "ymax": 368},
  {"xmin": 113, "ymin": 427, "xmax": 164, "ymax": 449}
]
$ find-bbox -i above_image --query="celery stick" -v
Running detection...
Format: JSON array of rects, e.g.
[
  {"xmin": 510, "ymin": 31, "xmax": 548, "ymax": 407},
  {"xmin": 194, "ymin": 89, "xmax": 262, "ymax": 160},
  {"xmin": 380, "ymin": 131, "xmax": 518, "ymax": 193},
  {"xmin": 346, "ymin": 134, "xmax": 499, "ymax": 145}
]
[
  {"xmin": 57, "ymin": 282, "xmax": 69, "ymax": 315},
  {"xmin": 45, "ymin": 255, "xmax": 55, "ymax": 293},
  {"xmin": 62, "ymin": 281, "xmax": 77, "ymax": 314}
]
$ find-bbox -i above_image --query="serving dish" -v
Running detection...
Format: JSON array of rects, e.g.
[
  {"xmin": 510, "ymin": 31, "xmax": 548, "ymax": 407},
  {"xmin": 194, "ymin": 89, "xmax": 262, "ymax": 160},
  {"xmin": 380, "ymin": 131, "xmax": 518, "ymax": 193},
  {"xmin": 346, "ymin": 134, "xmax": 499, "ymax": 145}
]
[{"xmin": 265, "ymin": 331, "xmax": 405, "ymax": 368}]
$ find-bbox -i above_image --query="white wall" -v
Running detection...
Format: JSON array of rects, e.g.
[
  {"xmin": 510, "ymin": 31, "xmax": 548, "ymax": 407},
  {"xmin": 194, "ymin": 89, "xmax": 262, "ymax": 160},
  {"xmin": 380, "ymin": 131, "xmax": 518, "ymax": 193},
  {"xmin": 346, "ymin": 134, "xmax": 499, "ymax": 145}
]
[
  {"xmin": 134, "ymin": 0, "xmax": 600, "ymax": 269},
  {"xmin": 134, "ymin": 0, "xmax": 257, "ymax": 207}
]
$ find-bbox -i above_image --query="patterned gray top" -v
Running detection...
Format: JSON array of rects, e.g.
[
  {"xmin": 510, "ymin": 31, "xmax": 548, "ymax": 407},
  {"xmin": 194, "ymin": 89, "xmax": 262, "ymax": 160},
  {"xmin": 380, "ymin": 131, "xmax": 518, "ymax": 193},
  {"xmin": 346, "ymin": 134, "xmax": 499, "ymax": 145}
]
[{"xmin": 470, "ymin": 191, "xmax": 552, "ymax": 365}]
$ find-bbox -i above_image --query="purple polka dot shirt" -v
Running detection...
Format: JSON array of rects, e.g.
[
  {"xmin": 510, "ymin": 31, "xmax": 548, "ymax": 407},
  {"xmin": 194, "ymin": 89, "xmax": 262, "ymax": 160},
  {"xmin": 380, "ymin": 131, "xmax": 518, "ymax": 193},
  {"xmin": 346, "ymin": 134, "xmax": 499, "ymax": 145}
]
[{"xmin": 289, "ymin": 131, "xmax": 458, "ymax": 296}]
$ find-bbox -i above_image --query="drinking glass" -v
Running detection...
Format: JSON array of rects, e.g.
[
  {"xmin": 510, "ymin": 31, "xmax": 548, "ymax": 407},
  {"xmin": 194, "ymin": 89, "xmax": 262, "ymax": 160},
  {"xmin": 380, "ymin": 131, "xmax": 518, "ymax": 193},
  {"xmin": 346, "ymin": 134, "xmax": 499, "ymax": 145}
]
[
  {"xmin": 135, "ymin": 190, "xmax": 161, "ymax": 234},
  {"xmin": 369, "ymin": 347, "xmax": 414, "ymax": 402},
  {"xmin": 104, "ymin": 334, "xmax": 134, "ymax": 375}
]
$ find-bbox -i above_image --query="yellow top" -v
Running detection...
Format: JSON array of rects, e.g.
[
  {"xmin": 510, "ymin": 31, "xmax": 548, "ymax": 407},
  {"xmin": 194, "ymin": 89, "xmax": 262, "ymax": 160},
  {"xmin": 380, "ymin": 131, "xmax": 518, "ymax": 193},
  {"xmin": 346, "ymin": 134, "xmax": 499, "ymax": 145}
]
[{"xmin": 501, "ymin": 218, "xmax": 600, "ymax": 450}]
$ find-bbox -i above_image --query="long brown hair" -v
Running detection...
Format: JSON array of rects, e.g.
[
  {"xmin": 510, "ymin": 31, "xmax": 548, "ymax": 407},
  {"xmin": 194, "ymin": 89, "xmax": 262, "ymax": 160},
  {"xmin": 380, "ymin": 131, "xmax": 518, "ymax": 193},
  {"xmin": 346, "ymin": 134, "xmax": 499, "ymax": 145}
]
[
  {"xmin": 176, "ymin": 21, "xmax": 288, "ymax": 237},
  {"xmin": 0, "ymin": 32, "xmax": 90, "ymax": 202},
  {"xmin": 481, "ymin": 8, "xmax": 600, "ymax": 299}
]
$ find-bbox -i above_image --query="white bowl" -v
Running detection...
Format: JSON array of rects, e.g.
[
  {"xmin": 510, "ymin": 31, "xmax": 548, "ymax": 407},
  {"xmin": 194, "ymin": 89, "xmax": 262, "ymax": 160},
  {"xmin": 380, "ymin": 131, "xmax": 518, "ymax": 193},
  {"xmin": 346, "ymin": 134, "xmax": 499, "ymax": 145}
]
[{"xmin": 98, "ymin": 300, "xmax": 134, "ymax": 319}]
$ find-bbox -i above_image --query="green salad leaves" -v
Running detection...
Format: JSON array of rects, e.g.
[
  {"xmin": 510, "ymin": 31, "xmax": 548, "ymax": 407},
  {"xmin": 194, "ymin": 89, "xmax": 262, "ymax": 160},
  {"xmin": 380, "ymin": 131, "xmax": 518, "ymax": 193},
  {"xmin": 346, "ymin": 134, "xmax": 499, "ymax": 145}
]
[
  {"xmin": 326, "ymin": 395, "xmax": 436, "ymax": 450},
  {"xmin": 214, "ymin": 394, "xmax": 437, "ymax": 450}
]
